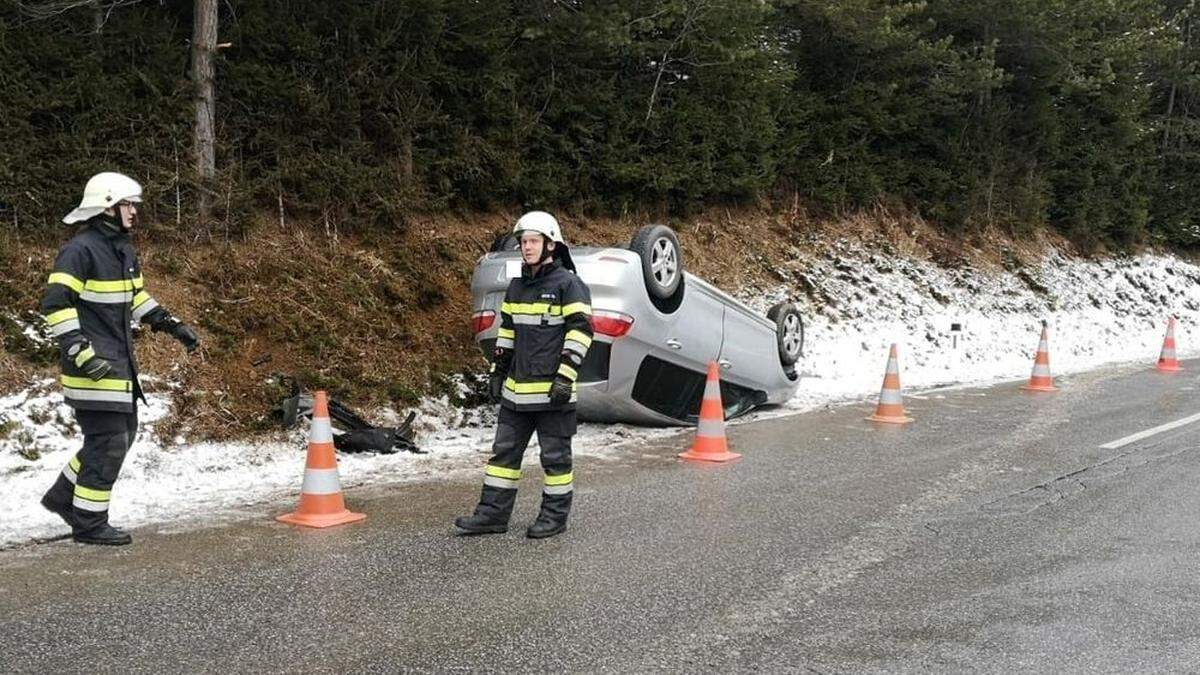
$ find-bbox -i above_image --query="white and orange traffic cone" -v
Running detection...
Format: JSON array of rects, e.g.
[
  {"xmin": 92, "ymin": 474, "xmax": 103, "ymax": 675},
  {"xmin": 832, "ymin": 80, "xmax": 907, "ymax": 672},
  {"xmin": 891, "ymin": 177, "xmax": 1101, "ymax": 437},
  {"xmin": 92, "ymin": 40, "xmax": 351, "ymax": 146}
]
[
  {"xmin": 679, "ymin": 361, "xmax": 741, "ymax": 463},
  {"xmin": 276, "ymin": 391, "xmax": 366, "ymax": 528},
  {"xmin": 866, "ymin": 344, "xmax": 913, "ymax": 425},
  {"xmin": 1021, "ymin": 325, "xmax": 1058, "ymax": 392},
  {"xmin": 1157, "ymin": 317, "xmax": 1182, "ymax": 373}
]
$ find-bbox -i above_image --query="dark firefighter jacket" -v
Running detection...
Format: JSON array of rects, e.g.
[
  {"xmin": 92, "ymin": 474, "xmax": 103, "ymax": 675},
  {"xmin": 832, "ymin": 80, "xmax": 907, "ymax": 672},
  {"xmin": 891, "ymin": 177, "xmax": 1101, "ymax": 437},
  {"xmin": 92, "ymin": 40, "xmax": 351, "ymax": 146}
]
[
  {"xmin": 491, "ymin": 259, "xmax": 593, "ymax": 412},
  {"xmin": 40, "ymin": 217, "xmax": 178, "ymax": 414}
]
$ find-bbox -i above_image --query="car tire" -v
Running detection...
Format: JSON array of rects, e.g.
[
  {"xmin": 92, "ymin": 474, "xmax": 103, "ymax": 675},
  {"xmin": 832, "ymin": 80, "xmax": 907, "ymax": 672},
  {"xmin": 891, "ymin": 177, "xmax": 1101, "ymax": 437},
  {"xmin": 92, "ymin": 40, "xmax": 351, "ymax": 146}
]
[
  {"xmin": 767, "ymin": 302, "xmax": 804, "ymax": 366},
  {"xmin": 489, "ymin": 232, "xmax": 520, "ymax": 253},
  {"xmin": 629, "ymin": 224, "xmax": 684, "ymax": 301}
]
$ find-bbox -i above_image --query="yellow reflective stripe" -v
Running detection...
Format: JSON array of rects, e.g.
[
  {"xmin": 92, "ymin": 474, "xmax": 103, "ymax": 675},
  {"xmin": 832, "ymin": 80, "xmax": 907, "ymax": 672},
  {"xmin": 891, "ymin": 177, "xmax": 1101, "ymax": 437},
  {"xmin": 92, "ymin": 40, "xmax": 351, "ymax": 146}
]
[
  {"xmin": 561, "ymin": 302, "xmax": 592, "ymax": 317},
  {"xmin": 44, "ymin": 307, "xmax": 78, "ymax": 325},
  {"xmin": 544, "ymin": 472, "xmax": 574, "ymax": 486},
  {"xmin": 504, "ymin": 377, "xmax": 553, "ymax": 394},
  {"xmin": 61, "ymin": 375, "xmax": 131, "ymax": 392},
  {"xmin": 485, "ymin": 465, "xmax": 521, "ymax": 480},
  {"xmin": 132, "ymin": 275, "xmax": 144, "ymax": 290},
  {"xmin": 132, "ymin": 291, "xmax": 152, "ymax": 309},
  {"xmin": 73, "ymin": 485, "xmax": 110, "ymax": 502},
  {"xmin": 565, "ymin": 330, "xmax": 592, "ymax": 347},
  {"xmin": 497, "ymin": 327, "xmax": 515, "ymax": 339},
  {"xmin": 48, "ymin": 272, "xmax": 84, "ymax": 293},
  {"xmin": 557, "ymin": 363, "xmax": 578, "ymax": 381},
  {"xmin": 69, "ymin": 456, "xmax": 81, "ymax": 472},
  {"xmin": 502, "ymin": 302, "xmax": 561, "ymax": 316},
  {"xmin": 74, "ymin": 346, "xmax": 95, "ymax": 368},
  {"xmin": 85, "ymin": 278, "xmax": 137, "ymax": 292}
]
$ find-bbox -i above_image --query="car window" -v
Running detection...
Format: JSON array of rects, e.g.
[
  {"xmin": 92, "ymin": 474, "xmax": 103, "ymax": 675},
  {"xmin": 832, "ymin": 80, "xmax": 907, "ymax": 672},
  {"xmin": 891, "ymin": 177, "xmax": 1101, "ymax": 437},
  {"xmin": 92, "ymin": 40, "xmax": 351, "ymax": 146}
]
[{"xmin": 632, "ymin": 355, "xmax": 766, "ymax": 423}]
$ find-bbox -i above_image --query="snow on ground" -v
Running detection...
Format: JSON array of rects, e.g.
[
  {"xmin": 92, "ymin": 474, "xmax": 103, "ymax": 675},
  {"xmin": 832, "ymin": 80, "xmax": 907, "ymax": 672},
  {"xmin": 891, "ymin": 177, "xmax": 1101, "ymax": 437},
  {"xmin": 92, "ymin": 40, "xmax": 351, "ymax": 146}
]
[
  {"xmin": 746, "ymin": 243, "xmax": 1200, "ymax": 412},
  {"xmin": 2, "ymin": 243, "xmax": 1199, "ymax": 547}
]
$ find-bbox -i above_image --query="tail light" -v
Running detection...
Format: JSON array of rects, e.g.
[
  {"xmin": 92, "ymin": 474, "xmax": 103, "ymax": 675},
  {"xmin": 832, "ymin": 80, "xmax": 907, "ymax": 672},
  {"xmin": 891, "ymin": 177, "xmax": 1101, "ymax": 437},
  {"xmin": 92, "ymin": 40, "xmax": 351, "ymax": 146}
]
[
  {"xmin": 471, "ymin": 310, "xmax": 496, "ymax": 335},
  {"xmin": 590, "ymin": 310, "xmax": 634, "ymax": 338}
]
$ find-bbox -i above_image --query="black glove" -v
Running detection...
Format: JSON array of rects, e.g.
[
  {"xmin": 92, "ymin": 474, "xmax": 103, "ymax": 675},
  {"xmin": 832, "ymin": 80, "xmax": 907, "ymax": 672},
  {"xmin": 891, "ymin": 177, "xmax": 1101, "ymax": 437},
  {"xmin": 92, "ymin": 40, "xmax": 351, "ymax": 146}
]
[
  {"xmin": 548, "ymin": 375, "xmax": 573, "ymax": 406},
  {"xmin": 488, "ymin": 372, "xmax": 506, "ymax": 404},
  {"xmin": 69, "ymin": 344, "xmax": 112, "ymax": 381},
  {"xmin": 83, "ymin": 356, "xmax": 112, "ymax": 381},
  {"xmin": 168, "ymin": 321, "xmax": 200, "ymax": 353},
  {"xmin": 77, "ymin": 348, "xmax": 112, "ymax": 381}
]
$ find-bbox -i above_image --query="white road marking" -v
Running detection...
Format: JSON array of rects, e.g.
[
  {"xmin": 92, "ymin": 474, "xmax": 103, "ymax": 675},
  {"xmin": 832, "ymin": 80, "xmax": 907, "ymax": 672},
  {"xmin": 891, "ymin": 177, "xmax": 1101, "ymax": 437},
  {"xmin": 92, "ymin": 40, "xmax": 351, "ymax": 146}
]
[{"xmin": 1099, "ymin": 412, "xmax": 1200, "ymax": 450}]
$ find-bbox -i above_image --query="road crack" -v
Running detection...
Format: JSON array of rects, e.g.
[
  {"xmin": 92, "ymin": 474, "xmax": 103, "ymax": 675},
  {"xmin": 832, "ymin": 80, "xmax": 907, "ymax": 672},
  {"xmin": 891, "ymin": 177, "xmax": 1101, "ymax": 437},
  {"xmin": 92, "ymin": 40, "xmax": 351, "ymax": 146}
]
[{"xmin": 979, "ymin": 440, "xmax": 1192, "ymax": 516}]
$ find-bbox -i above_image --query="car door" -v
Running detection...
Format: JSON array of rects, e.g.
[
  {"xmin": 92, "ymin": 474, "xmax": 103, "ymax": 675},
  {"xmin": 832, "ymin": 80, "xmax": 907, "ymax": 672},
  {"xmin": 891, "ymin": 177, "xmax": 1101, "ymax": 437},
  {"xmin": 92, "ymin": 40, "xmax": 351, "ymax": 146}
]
[
  {"xmin": 626, "ymin": 281, "xmax": 726, "ymax": 422},
  {"xmin": 717, "ymin": 304, "xmax": 777, "ymax": 415},
  {"xmin": 655, "ymin": 287, "xmax": 725, "ymax": 372}
]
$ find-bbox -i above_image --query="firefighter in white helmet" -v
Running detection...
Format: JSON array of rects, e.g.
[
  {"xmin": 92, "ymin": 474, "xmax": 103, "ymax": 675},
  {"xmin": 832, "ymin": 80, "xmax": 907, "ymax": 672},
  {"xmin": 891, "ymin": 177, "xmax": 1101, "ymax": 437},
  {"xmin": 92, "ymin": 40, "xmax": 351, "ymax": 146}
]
[
  {"xmin": 456, "ymin": 211, "xmax": 592, "ymax": 538},
  {"xmin": 39, "ymin": 172, "xmax": 200, "ymax": 546}
]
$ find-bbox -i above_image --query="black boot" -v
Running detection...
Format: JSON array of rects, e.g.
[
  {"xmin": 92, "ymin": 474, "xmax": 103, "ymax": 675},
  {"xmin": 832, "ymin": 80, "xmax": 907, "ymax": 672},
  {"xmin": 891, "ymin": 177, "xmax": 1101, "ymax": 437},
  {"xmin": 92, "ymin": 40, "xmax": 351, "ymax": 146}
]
[
  {"xmin": 526, "ymin": 492, "xmax": 571, "ymax": 539},
  {"xmin": 73, "ymin": 524, "xmax": 132, "ymax": 546},
  {"xmin": 40, "ymin": 492, "xmax": 79, "ymax": 531},
  {"xmin": 455, "ymin": 484, "xmax": 516, "ymax": 535},
  {"xmin": 525, "ymin": 516, "xmax": 566, "ymax": 539},
  {"xmin": 454, "ymin": 513, "xmax": 509, "ymax": 535}
]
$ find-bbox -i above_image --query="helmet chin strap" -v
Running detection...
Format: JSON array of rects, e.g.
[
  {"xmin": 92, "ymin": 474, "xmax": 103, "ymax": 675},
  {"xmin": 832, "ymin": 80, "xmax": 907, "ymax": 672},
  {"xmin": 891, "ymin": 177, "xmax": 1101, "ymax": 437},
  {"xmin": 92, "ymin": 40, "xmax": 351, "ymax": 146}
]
[
  {"xmin": 97, "ymin": 210, "xmax": 125, "ymax": 233},
  {"xmin": 538, "ymin": 237, "xmax": 554, "ymax": 264}
]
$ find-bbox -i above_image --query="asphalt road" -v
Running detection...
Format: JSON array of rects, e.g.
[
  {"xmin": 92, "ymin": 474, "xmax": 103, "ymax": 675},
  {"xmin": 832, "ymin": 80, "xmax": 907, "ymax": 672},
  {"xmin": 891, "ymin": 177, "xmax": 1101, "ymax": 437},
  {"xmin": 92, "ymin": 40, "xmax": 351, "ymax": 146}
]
[{"xmin": 2, "ymin": 361, "xmax": 1199, "ymax": 673}]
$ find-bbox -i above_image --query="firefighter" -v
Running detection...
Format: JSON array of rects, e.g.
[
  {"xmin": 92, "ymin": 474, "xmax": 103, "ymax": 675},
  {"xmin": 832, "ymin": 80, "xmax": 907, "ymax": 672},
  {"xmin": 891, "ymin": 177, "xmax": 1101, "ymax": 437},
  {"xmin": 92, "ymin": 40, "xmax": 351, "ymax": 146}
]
[
  {"xmin": 455, "ymin": 211, "xmax": 593, "ymax": 539},
  {"xmin": 39, "ymin": 172, "xmax": 200, "ymax": 546}
]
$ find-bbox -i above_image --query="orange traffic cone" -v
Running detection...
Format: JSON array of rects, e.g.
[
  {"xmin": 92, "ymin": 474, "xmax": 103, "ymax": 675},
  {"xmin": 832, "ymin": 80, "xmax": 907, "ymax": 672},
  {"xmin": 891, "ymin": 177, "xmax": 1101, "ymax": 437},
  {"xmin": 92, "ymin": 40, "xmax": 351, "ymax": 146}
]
[
  {"xmin": 1157, "ymin": 317, "xmax": 1182, "ymax": 373},
  {"xmin": 679, "ymin": 361, "xmax": 740, "ymax": 463},
  {"xmin": 866, "ymin": 344, "xmax": 913, "ymax": 424},
  {"xmin": 276, "ymin": 391, "xmax": 366, "ymax": 528},
  {"xmin": 1021, "ymin": 326, "xmax": 1058, "ymax": 392}
]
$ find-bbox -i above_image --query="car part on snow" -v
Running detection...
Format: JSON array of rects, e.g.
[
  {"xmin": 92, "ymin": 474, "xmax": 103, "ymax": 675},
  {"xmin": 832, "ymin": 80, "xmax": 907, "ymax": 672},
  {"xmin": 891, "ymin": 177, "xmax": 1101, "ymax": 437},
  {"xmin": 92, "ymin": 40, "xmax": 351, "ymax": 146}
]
[
  {"xmin": 767, "ymin": 302, "xmax": 804, "ymax": 367},
  {"xmin": 334, "ymin": 421, "xmax": 421, "ymax": 455},
  {"xmin": 271, "ymin": 374, "xmax": 423, "ymax": 454}
]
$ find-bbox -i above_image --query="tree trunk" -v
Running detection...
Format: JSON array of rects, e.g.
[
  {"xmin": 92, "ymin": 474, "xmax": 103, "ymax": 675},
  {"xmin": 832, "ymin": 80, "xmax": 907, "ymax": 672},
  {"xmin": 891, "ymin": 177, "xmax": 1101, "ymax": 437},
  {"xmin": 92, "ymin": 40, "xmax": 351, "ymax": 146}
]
[
  {"xmin": 90, "ymin": 0, "xmax": 103, "ymax": 32},
  {"xmin": 400, "ymin": 127, "xmax": 414, "ymax": 185},
  {"xmin": 192, "ymin": 0, "xmax": 218, "ymax": 224},
  {"xmin": 1165, "ymin": 7, "xmax": 1194, "ymax": 151}
]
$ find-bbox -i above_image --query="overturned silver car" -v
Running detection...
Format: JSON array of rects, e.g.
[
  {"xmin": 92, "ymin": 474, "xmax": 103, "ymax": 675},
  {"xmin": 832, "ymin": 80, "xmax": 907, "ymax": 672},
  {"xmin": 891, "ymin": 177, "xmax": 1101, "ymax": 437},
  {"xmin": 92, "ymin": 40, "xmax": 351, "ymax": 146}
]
[{"xmin": 470, "ymin": 225, "xmax": 803, "ymax": 426}]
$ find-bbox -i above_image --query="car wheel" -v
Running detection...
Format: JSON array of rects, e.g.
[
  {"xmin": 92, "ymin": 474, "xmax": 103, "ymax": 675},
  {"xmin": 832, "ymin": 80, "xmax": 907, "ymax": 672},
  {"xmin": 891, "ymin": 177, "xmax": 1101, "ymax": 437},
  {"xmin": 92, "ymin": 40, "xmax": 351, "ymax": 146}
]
[
  {"xmin": 767, "ymin": 302, "xmax": 804, "ymax": 366},
  {"xmin": 629, "ymin": 224, "xmax": 683, "ymax": 300},
  {"xmin": 489, "ymin": 232, "xmax": 520, "ymax": 253}
]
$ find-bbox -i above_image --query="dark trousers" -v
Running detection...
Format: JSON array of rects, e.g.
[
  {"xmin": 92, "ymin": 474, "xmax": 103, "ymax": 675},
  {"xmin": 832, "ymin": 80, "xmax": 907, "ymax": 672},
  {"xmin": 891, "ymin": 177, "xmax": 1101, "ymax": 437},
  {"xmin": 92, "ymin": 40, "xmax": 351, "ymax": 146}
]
[
  {"xmin": 473, "ymin": 406, "xmax": 575, "ymax": 524},
  {"xmin": 43, "ymin": 408, "xmax": 138, "ymax": 532}
]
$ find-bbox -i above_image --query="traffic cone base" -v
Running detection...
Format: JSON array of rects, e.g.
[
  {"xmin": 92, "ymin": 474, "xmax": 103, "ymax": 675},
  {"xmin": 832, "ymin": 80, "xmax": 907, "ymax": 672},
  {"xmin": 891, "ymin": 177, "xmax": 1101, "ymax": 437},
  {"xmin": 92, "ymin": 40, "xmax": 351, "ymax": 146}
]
[
  {"xmin": 867, "ymin": 344, "xmax": 913, "ymax": 425},
  {"xmin": 678, "ymin": 448, "xmax": 741, "ymax": 463},
  {"xmin": 866, "ymin": 411, "xmax": 914, "ymax": 424},
  {"xmin": 680, "ymin": 362, "xmax": 740, "ymax": 463},
  {"xmin": 277, "ymin": 391, "xmax": 366, "ymax": 529},
  {"xmin": 277, "ymin": 508, "xmax": 367, "ymax": 529}
]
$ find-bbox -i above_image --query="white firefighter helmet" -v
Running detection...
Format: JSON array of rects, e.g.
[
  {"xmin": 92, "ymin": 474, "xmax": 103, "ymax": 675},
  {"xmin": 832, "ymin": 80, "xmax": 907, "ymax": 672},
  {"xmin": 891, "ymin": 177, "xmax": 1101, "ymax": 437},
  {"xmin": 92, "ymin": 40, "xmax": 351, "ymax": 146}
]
[
  {"xmin": 63, "ymin": 172, "xmax": 143, "ymax": 224},
  {"xmin": 512, "ymin": 210, "xmax": 564, "ymax": 243},
  {"xmin": 512, "ymin": 210, "xmax": 575, "ymax": 271}
]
